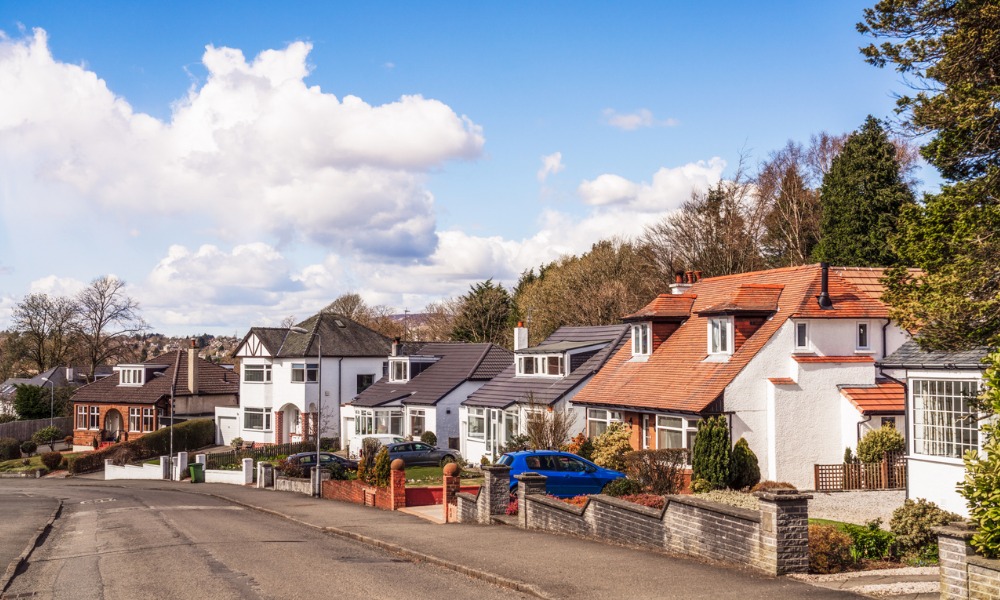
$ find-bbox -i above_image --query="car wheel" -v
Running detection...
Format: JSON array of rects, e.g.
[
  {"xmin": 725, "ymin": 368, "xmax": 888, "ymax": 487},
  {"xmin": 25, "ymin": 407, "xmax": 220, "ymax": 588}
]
[{"xmin": 440, "ymin": 455, "xmax": 456, "ymax": 467}]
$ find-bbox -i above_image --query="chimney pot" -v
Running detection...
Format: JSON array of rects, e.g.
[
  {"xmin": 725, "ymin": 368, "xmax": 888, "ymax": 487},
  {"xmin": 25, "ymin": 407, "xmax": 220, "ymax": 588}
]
[
  {"xmin": 694, "ymin": 271, "xmax": 702, "ymax": 282},
  {"xmin": 675, "ymin": 272, "xmax": 684, "ymax": 284}
]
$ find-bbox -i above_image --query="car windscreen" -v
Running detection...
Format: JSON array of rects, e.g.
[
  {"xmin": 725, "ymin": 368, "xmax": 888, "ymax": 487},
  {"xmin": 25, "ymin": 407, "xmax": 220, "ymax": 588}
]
[{"xmin": 496, "ymin": 454, "xmax": 512, "ymax": 466}]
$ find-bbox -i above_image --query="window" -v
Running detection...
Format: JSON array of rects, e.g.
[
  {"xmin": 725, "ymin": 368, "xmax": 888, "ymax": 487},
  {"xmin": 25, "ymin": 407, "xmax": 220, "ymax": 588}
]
[
  {"xmin": 794, "ymin": 322, "xmax": 809, "ymax": 350},
  {"xmin": 129, "ymin": 407, "xmax": 141, "ymax": 432},
  {"xmin": 545, "ymin": 356, "xmax": 563, "ymax": 376},
  {"xmin": 409, "ymin": 409, "xmax": 425, "ymax": 437},
  {"xmin": 89, "ymin": 406, "xmax": 100, "ymax": 430},
  {"xmin": 357, "ymin": 374, "xmax": 375, "ymax": 394},
  {"xmin": 291, "ymin": 363, "xmax": 318, "ymax": 383},
  {"xmin": 516, "ymin": 355, "xmax": 563, "ymax": 376},
  {"xmin": 913, "ymin": 379, "xmax": 979, "ymax": 458},
  {"xmin": 355, "ymin": 408, "xmax": 403, "ymax": 435},
  {"xmin": 289, "ymin": 408, "xmax": 301, "ymax": 434},
  {"xmin": 632, "ymin": 322, "xmax": 651, "ymax": 356},
  {"xmin": 656, "ymin": 415, "xmax": 700, "ymax": 451},
  {"xmin": 119, "ymin": 368, "xmax": 143, "ymax": 385},
  {"xmin": 142, "ymin": 408, "xmax": 155, "ymax": 432},
  {"xmin": 517, "ymin": 355, "xmax": 536, "ymax": 375},
  {"xmin": 504, "ymin": 410, "xmax": 520, "ymax": 441},
  {"xmin": 390, "ymin": 360, "xmax": 408, "ymax": 382},
  {"xmin": 76, "ymin": 405, "xmax": 87, "ymax": 430},
  {"xmin": 709, "ymin": 317, "xmax": 732, "ymax": 354},
  {"xmin": 881, "ymin": 417, "xmax": 895, "ymax": 429},
  {"xmin": 555, "ymin": 455, "xmax": 589, "ymax": 472},
  {"xmin": 468, "ymin": 407, "xmax": 486, "ymax": 440},
  {"xmin": 243, "ymin": 364, "xmax": 272, "ymax": 383},
  {"xmin": 587, "ymin": 408, "xmax": 622, "ymax": 439},
  {"xmin": 244, "ymin": 407, "xmax": 272, "ymax": 431},
  {"xmin": 857, "ymin": 322, "xmax": 870, "ymax": 350}
]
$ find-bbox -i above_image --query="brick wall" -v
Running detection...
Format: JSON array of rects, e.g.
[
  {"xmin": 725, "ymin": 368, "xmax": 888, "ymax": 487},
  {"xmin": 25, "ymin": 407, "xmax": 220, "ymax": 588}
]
[
  {"xmin": 72, "ymin": 402, "xmax": 157, "ymax": 446},
  {"xmin": 935, "ymin": 524, "xmax": 1000, "ymax": 600},
  {"xmin": 457, "ymin": 489, "xmax": 480, "ymax": 522},
  {"xmin": 514, "ymin": 474, "xmax": 810, "ymax": 576},
  {"xmin": 321, "ymin": 478, "xmax": 397, "ymax": 510}
]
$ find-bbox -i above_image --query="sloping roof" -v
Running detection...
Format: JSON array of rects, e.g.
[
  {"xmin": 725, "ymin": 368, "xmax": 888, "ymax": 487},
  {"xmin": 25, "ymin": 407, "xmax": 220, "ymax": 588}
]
[
  {"xmin": 699, "ymin": 284, "xmax": 784, "ymax": 315},
  {"xmin": 839, "ymin": 379, "xmax": 905, "ymax": 415},
  {"xmin": 879, "ymin": 340, "xmax": 991, "ymax": 370},
  {"xmin": 237, "ymin": 312, "xmax": 391, "ymax": 358},
  {"xmin": 576, "ymin": 264, "xmax": 892, "ymax": 414},
  {"xmin": 352, "ymin": 343, "xmax": 513, "ymax": 407},
  {"xmin": 465, "ymin": 324, "xmax": 630, "ymax": 409},
  {"xmin": 72, "ymin": 351, "xmax": 239, "ymax": 405},
  {"xmin": 623, "ymin": 294, "xmax": 697, "ymax": 321},
  {"xmin": 832, "ymin": 267, "xmax": 922, "ymax": 302}
]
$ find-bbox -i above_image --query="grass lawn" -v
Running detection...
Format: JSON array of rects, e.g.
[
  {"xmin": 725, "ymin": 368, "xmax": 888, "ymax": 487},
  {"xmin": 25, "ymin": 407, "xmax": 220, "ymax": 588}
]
[
  {"xmin": 809, "ymin": 518, "xmax": 850, "ymax": 528},
  {"xmin": 0, "ymin": 452, "xmax": 83, "ymax": 473},
  {"xmin": 404, "ymin": 465, "xmax": 483, "ymax": 487}
]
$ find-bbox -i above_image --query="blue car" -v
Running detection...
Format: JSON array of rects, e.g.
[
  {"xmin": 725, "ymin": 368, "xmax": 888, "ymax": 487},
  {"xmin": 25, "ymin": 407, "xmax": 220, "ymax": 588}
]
[{"xmin": 496, "ymin": 450, "xmax": 625, "ymax": 498}]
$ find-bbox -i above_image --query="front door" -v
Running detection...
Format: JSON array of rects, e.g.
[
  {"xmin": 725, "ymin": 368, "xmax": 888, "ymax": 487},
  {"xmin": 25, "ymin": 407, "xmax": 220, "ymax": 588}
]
[
  {"xmin": 486, "ymin": 409, "xmax": 502, "ymax": 458},
  {"xmin": 105, "ymin": 409, "xmax": 123, "ymax": 441}
]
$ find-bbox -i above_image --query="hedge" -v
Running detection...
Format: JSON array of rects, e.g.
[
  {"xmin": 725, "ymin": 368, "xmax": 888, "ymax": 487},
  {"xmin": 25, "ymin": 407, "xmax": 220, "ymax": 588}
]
[{"xmin": 69, "ymin": 418, "xmax": 216, "ymax": 474}]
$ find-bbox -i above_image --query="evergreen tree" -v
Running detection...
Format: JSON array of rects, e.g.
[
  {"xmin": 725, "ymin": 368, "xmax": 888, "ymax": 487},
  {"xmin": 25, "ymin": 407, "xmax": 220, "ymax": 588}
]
[
  {"xmin": 812, "ymin": 116, "xmax": 915, "ymax": 267},
  {"xmin": 691, "ymin": 416, "xmax": 730, "ymax": 490},
  {"xmin": 13, "ymin": 384, "xmax": 49, "ymax": 420},
  {"xmin": 450, "ymin": 280, "xmax": 513, "ymax": 347},
  {"xmin": 728, "ymin": 437, "xmax": 761, "ymax": 490}
]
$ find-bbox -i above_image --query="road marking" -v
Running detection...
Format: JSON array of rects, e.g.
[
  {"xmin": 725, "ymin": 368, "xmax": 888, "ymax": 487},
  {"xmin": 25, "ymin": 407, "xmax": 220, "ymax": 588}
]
[{"xmin": 79, "ymin": 498, "xmax": 116, "ymax": 504}]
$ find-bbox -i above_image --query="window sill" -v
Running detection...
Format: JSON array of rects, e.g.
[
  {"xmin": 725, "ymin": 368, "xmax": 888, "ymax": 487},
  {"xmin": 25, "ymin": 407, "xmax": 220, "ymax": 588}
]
[
  {"xmin": 854, "ymin": 349, "xmax": 876, "ymax": 355},
  {"xmin": 907, "ymin": 453, "xmax": 966, "ymax": 466},
  {"xmin": 628, "ymin": 355, "xmax": 650, "ymax": 363},
  {"xmin": 703, "ymin": 354, "xmax": 731, "ymax": 363}
]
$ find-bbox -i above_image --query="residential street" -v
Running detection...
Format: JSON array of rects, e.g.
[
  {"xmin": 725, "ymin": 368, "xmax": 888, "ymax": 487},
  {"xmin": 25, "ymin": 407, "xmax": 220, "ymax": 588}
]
[{"xmin": 1, "ymin": 478, "xmax": 863, "ymax": 600}]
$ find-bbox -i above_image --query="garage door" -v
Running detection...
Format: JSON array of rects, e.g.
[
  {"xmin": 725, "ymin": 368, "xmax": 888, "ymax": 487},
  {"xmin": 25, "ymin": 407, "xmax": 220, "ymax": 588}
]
[{"xmin": 217, "ymin": 416, "xmax": 238, "ymax": 446}]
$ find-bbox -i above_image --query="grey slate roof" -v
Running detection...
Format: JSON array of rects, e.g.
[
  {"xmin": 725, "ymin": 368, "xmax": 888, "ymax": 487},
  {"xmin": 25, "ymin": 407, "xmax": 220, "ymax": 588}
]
[
  {"xmin": 72, "ymin": 351, "xmax": 239, "ymax": 405},
  {"xmin": 237, "ymin": 312, "xmax": 392, "ymax": 358},
  {"xmin": 1, "ymin": 365, "xmax": 114, "ymax": 396},
  {"xmin": 879, "ymin": 340, "xmax": 991, "ymax": 370},
  {"xmin": 352, "ymin": 343, "xmax": 512, "ymax": 407},
  {"xmin": 464, "ymin": 324, "xmax": 630, "ymax": 409}
]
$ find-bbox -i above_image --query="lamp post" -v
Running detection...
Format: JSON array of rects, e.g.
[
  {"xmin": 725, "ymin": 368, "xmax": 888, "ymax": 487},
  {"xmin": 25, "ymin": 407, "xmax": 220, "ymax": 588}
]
[
  {"xmin": 40, "ymin": 376, "xmax": 55, "ymax": 429},
  {"xmin": 290, "ymin": 326, "xmax": 322, "ymax": 497}
]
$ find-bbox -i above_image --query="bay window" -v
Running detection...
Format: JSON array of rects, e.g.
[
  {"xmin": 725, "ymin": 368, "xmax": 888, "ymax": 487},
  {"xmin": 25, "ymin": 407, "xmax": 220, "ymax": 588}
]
[
  {"xmin": 129, "ymin": 407, "xmax": 141, "ymax": 432},
  {"xmin": 409, "ymin": 409, "xmax": 426, "ymax": 437},
  {"xmin": 656, "ymin": 415, "xmax": 700, "ymax": 451},
  {"xmin": 912, "ymin": 379, "xmax": 978, "ymax": 458}
]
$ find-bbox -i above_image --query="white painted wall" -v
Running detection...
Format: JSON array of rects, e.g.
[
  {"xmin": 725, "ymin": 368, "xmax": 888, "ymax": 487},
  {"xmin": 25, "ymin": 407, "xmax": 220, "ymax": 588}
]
[
  {"xmin": 104, "ymin": 458, "xmax": 169, "ymax": 480},
  {"xmin": 909, "ymin": 456, "xmax": 968, "ymax": 516},
  {"xmin": 429, "ymin": 381, "xmax": 482, "ymax": 446}
]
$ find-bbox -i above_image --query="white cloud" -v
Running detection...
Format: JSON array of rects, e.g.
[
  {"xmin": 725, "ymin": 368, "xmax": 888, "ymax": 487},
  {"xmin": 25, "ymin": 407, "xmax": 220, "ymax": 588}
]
[
  {"xmin": 603, "ymin": 108, "xmax": 678, "ymax": 131},
  {"xmin": 578, "ymin": 158, "xmax": 725, "ymax": 212},
  {"xmin": 28, "ymin": 275, "xmax": 87, "ymax": 297},
  {"xmin": 0, "ymin": 29, "xmax": 484, "ymax": 260},
  {"xmin": 537, "ymin": 151, "xmax": 565, "ymax": 182}
]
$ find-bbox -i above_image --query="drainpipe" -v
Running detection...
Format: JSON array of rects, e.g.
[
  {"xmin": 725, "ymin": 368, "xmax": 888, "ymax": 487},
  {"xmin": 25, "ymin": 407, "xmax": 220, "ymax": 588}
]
[
  {"xmin": 878, "ymin": 368, "xmax": 910, "ymax": 500},
  {"xmin": 880, "ymin": 319, "xmax": 891, "ymax": 361},
  {"xmin": 337, "ymin": 357, "xmax": 343, "ymax": 448},
  {"xmin": 856, "ymin": 414, "xmax": 872, "ymax": 446}
]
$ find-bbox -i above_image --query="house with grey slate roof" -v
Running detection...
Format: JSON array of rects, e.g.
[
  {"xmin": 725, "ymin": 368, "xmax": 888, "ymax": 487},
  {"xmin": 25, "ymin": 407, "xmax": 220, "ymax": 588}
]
[
  {"xmin": 460, "ymin": 323, "xmax": 629, "ymax": 463},
  {"xmin": 341, "ymin": 342, "xmax": 512, "ymax": 457},
  {"xmin": 1, "ymin": 365, "xmax": 114, "ymax": 416},
  {"xmin": 222, "ymin": 312, "xmax": 390, "ymax": 447},
  {"xmin": 879, "ymin": 339, "xmax": 992, "ymax": 516}
]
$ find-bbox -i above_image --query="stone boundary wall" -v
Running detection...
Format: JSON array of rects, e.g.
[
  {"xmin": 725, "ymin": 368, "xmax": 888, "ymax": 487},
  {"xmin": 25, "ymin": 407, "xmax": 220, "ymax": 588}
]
[
  {"xmin": 936, "ymin": 524, "xmax": 1000, "ymax": 599},
  {"xmin": 457, "ymin": 469, "xmax": 810, "ymax": 576},
  {"xmin": 276, "ymin": 475, "xmax": 313, "ymax": 495}
]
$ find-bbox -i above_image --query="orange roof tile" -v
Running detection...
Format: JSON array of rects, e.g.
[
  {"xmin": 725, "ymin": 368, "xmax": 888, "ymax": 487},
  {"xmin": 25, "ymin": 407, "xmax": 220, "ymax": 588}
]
[
  {"xmin": 792, "ymin": 355, "xmax": 875, "ymax": 364},
  {"xmin": 839, "ymin": 379, "xmax": 904, "ymax": 415},
  {"xmin": 623, "ymin": 294, "xmax": 696, "ymax": 321},
  {"xmin": 768, "ymin": 377, "xmax": 796, "ymax": 385},
  {"xmin": 576, "ymin": 264, "xmax": 892, "ymax": 414},
  {"xmin": 700, "ymin": 284, "xmax": 783, "ymax": 314},
  {"xmin": 833, "ymin": 267, "xmax": 922, "ymax": 302}
]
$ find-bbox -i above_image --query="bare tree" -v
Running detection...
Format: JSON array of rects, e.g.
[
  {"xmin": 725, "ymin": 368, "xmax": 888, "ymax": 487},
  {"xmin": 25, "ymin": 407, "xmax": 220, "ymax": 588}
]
[
  {"xmin": 418, "ymin": 299, "xmax": 458, "ymax": 342},
  {"xmin": 757, "ymin": 141, "xmax": 822, "ymax": 267},
  {"xmin": 280, "ymin": 315, "xmax": 297, "ymax": 328},
  {"xmin": 524, "ymin": 396, "xmax": 577, "ymax": 450},
  {"xmin": 74, "ymin": 276, "xmax": 149, "ymax": 380},
  {"xmin": 324, "ymin": 293, "xmax": 368, "ymax": 319},
  {"xmin": 11, "ymin": 293, "xmax": 79, "ymax": 373}
]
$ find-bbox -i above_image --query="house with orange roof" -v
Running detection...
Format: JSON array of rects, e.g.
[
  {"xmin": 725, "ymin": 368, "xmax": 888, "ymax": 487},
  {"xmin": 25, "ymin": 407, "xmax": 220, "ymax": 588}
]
[{"xmin": 573, "ymin": 263, "xmax": 911, "ymax": 490}]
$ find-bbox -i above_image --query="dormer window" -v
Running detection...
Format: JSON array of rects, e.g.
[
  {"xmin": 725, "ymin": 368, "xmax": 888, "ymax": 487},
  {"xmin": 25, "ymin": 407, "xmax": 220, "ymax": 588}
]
[
  {"xmin": 516, "ymin": 354, "xmax": 564, "ymax": 376},
  {"xmin": 390, "ymin": 359, "xmax": 409, "ymax": 382},
  {"xmin": 118, "ymin": 367, "xmax": 143, "ymax": 386},
  {"xmin": 388, "ymin": 356, "xmax": 437, "ymax": 383},
  {"xmin": 708, "ymin": 316, "xmax": 733, "ymax": 355},
  {"xmin": 632, "ymin": 323, "xmax": 651, "ymax": 356}
]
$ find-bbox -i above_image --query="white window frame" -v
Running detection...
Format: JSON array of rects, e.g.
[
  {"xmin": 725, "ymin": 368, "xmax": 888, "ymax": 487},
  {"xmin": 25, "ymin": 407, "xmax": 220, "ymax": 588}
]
[
  {"xmin": 76, "ymin": 405, "xmax": 87, "ymax": 430},
  {"xmin": 587, "ymin": 408, "xmax": 622, "ymax": 439},
  {"xmin": 856, "ymin": 322, "xmax": 871, "ymax": 351},
  {"xmin": 503, "ymin": 409, "xmax": 520, "ymax": 442},
  {"xmin": 129, "ymin": 407, "xmax": 141, "ymax": 432},
  {"xmin": 794, "ymin": 321, "xmax": 809, "ymax": 351},
  {"xmin": 142, "ymin": 407, "xmax": 155, "ymax": 432},
  {"xmin": 291, "ymin": 363, "xmax": 318, "ymax": 383},
  {"xmin": 912, "ymin": 379, "xmax": 979, "ymax": 460},
  {"xmin": 655, "ymin": 415, "xmax": 701, "ymax": 453},
  {"xmin": 243, "ymin": 407, "xmax": 272, "ymax": 431},
  {"xmin": 708, "ymin": 316, "xmax": 734, "ymax": 355},
  {"xmin": 516, "ymin": 354, "xmax": 565, "ymax": 377},
  {"xmin": 409, "ymin": 408, "xmax": 426, "ymax": 437},
  {"xmin": 89, "ymin": 406, "xmax": 100, "ymax": 430},
  {"xmin": 243, "ymin": 364, "xmax": 272, "ymax": 383},
  {"xmin": 632, "ymin": 322, "xmax": 652, "ymax": 356},
  {"xmin": 389, "ymin": 359, "xmax": 409, "ymax": 382},
  {"xmin": 118, "ymin": 367, "xmax": 143, "ymax": 386},
  {"xmin": 355, "ymin": 408, "xmax": 403, "ymax": 435},
  {"xmin": 289, "ymin": 408, "xmax": 301, "ymax": 435},
  {"xmin": 467, "ymin": 407, "xmax": 486, "ymax": 440}
]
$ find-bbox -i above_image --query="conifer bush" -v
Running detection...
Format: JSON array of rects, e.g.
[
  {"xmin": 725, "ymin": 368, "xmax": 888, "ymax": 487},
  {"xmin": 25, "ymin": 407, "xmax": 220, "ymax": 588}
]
[
  {"xmin": 373, "ymin": 447, "xmax": 391, "ymax": 487},
  {"xmin": 591, "ymin": 422, "xmax": 632, "ymax": 472},
  {"xmin": 727, "ymin": 437, "xmax": 760, "ymax": 490},
  {"xmin": 691, "ymin": 416, "xmax": 730, "ymax": 490}
]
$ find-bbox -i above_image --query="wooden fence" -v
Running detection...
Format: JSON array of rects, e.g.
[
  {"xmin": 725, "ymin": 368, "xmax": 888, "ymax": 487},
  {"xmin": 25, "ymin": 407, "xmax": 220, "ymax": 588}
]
[
  {"xmin": 0, "ymin": 417, "xmax": 73, "ymax": 442},
  {"xmin": 814, "ymin": 452, "xmax": 906, "ymax": 491},
  {"xmin": 204, "ymin": 441, "xmax": 315, "ymax": 469}
]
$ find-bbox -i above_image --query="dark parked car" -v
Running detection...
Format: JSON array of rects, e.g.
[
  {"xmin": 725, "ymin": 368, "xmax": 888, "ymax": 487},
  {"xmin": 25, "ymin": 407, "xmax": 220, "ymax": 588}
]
[
  {"xmin": 288, "ymin": 451, "xmax": 358, "ymax": 474},
  {"xmin": 496, "ymin": 450, "xmax": 625, "ymax": 497},
  {"xmin": 386, "ymin": 441, "xmax": 462, "ymax": 467}
]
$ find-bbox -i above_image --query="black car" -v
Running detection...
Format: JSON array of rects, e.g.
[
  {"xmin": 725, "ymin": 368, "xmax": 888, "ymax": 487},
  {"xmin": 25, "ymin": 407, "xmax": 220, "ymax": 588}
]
[
  {"xmin": 386, "ymin": 441, "xmax": 462, "ymax": 467},
  {"xmin": 288, "ymin": 451, "xmax": 358, "ymax": 474}
]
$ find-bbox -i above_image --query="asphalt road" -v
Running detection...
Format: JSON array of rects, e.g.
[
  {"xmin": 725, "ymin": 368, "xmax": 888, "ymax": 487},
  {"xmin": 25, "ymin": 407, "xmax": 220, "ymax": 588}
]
[{"xmin": 0, "ymin": 482, "xmax": 523, "ymax": 600}]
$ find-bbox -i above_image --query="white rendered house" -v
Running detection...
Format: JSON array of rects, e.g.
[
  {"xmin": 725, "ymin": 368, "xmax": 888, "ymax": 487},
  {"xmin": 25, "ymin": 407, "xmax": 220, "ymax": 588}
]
[{"xmin": 218, "ymin": 312, "xmax": 390, "ymax": 448}]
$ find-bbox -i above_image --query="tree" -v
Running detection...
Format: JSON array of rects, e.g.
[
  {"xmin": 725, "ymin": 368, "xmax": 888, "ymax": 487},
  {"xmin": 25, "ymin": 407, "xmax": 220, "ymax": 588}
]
[
  {"xmin": 13, "ymin": 384, "xmax": 49, "ymax": 420},
  {"xmin": 691, "ymin": 416, "xmax": 731, "ymax": 490},
  {"xmin": 324, "ymin": 293, "xmax": 367, "ymax": 319},
  {"xmin": 859, "ymin": 0, "xmax": 1000, "ymax": 183},
  {"xmin": 728, "ymin": 437, "xmax": 761, "ymax": 490},
  {"xmin": 757, "ymin": 142, "xmax": 822, "ymax": 267},
  {"xmin": 811, "ymin": 116, "xmax": 915, "ymax": 267},
  {"xmin": 450, "ymin": 280, "xmax": 513, "ymax": 346},
  {"xmin": 74, "ymin": 276, "xmax": 148, "ymax": 381},
  {"xmin": 523, "ymin": 397, "xmax": 576, "ymax": 450},
  {"xmin": 11, "ymin": 293, "xmax": 79, "ymax": 373}
]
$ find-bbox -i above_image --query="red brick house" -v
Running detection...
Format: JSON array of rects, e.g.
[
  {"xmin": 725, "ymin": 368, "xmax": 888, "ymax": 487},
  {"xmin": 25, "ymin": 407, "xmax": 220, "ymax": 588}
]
[{"xmin": 71, "ymin": 344, "xmax": 239, "ymax": 449}]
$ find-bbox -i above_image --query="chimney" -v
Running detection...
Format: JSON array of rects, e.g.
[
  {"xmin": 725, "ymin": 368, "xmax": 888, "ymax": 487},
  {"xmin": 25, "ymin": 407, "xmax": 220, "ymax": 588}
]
[
  {"xmin": 817, "ymin": 263, "xmax": 834, "ymax": 310},
  {"xmin": 670, "ymin": 270, "xmax": 694, "ymax": 295},
  {"xmin": 188, "ymin": 339, "xmax": 199, "ymax": 395},
  {"xmin": 514, "ymin": 321, "xmax": 528, "ymax": 351},
  {"xmin": 391, "ymin": 337, "xmax": 400, "ymax": 357}
]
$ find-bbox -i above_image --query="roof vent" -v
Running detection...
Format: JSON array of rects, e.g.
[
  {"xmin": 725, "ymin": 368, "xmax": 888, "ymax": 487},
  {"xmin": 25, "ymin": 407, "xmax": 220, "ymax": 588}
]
[
  {"xmin": 335, "ymin": 319, "xmax": 346, "ymax": 328},
  {"xmin": 817, "ymin": 263, "xmax": 834, "ymax": 310}
]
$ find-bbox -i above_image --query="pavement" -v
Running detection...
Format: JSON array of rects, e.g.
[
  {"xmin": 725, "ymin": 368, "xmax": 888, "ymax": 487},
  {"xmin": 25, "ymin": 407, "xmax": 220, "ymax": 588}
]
[
  {"xmin": 0, "ymin": 493, "xmax": 61, "ymax": 593},
  {"xmin": 4, "ymin": 475, "xmax": 942, "ymax": 599}
]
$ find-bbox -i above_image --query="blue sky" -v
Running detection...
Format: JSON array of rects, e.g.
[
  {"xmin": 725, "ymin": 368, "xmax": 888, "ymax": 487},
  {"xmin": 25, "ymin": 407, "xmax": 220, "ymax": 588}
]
[{"xmin": 0, "ymin": 2, "xmax": 935, "ymax": 335}]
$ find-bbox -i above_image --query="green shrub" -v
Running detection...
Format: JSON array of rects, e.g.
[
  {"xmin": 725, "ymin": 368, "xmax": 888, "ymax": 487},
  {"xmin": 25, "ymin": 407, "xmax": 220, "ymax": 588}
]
[
  {"xmin": 500, "ymin": 434, "xmax": 530, "ymax": 454},
  {"xmin": 809, "ymin": 524, "xmax": 854, "ymax": 573},
  {"xmin": 0, "ymin": 413, "xmax": 16, "ymax": 424},
  {"xmin": 373, "ymin": 447, "xmax": 391, "ymax": 487},
  {"xmin": 727, "ymin": 437, "xmax": 760, "ymax": 490},
  {"xmin": 20, "ymin": 440, "xmax": 37, "ymax": 456},
  {"xmin": 41, "ymin": 452, "xmax": 62, "ymax": 471},
  {"xmin": 890, "ymin": 498, "xmax": 962, "ymax": 559},
  {"xmin": 624, "ymin": 449, "xmax": 688, "ymax": 494},
  {"xmin": 856, "ymin": 425, "xmax": 905, "ymax": 463},
  {"xmin": 842, "ymin": 519, "xmax": 896, "ymax": 561},
  {"xmin": 690, "ymin": 478, "xmax": 714, "ymax": 494},
  {"xmin": 750, "ymin": 480, "xmax": 797, "ymax": 493},
  {"xmin": 420, "ymin": 431, "xmax": 437, "ymax": 447},
  {"xmin": 320, "ymin": 437, "xmax": 340, "ymax": 451},
  {"xmin": 691, "ymin": 416, "xmax": 730, "ymax": 490},
  {"xmin": 69, "ymin": 418, "xmax": 216, "ymax": 474},
  {"xmin": 230, "ymin": 436, "xmax": 244, "ymax": 449},
  {"xmin": 32, "ymin": 426, "xmax": 63, "ymax": 448},
  {"xmin": 566, "ymin": 432, "xmax": 594, "ymax": 461},
  {"xmin": 602, "ymin": 477, "xmax": 643, "ymax": 497},
  {"xmin": 844, "ymin": 446, "xmax": 855, "ymax": 463},
  {"xmin": 0, "ymin": 437, "xmax": 21, "ymax": 461},
  {"xmin": 357, "ymin": 437, "xmax": 382, "ymax": 484},
  {"xmin": 591, "ymin": 422, "xmax": 632, "ymax": 472},
  {"xmin": 961, "ymin": 349, "xmax": 1000, "ymax": 558}
]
